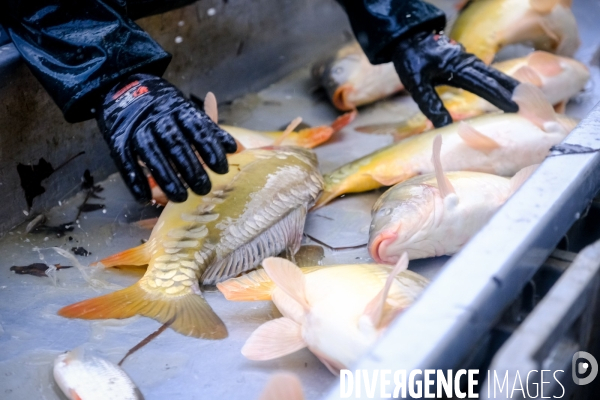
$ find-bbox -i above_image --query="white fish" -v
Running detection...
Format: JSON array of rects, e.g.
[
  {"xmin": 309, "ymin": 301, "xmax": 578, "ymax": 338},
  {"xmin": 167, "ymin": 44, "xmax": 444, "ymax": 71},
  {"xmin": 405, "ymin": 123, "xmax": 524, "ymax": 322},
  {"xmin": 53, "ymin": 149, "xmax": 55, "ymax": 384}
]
[
  {"xmin": 218, "ymin": 255, "xmax": 428, "ymax": 373},
  {"xmin": 369, "ymin": 134, "xmax": 538, "ymax": 262},
  {"xmin": 53, "ymin": 348, "xmax": 142, "ymax": 400}
]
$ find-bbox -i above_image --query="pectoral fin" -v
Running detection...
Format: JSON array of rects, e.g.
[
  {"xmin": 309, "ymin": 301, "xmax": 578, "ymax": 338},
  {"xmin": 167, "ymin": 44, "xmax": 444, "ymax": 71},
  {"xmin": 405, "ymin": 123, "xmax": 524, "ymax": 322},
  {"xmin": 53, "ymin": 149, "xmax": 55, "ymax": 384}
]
[
  {"xmin": 262, "ymin": 257, "xmax": 310, "ymax": 311},
  {"xmin": 431, "ymin": 135, "xmax": 456, "ymax": 198},
  {"xmin": 204, "ymin": 92, "xmax": 218, "ymax": 123},
  {"xmin": 509, "ymin": 165, "xmax": 539, "ymax": 195},
  {"xmin": 242, "ymin": 317, "xmax": 306, "ymax": 360},
  {"xmin": 529, "ymin": 0, "xmax": 560, "ymax": 14},
  {"xmin": 513, "ymin": 66, "xmax": 544, "ymax": 87},
  {"xmin": 96, "ymin": 242, "xmax": 152, "ymax": 268},
  {"xmin": 363, "ymin": 252, "xmax": 409, "ymax": 329},
  {"xmin": 457, "ymin": 122, "xmax": 501, "ymax": 154},
  {"xmin": 513, "ymin": 83, "xmax": 559, "ymax": 132},
  {"xmin": 527, "ymin": 51, "xmax": 564, "ymax": 77}
]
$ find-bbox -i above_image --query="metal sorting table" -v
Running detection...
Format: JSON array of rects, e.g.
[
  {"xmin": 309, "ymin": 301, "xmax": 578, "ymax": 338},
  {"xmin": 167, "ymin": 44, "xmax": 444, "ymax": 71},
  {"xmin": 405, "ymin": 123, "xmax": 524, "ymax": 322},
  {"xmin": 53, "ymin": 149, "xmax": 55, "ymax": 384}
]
[{"xmin": 1, "ymin": 3, "xmax": 599, "ymax": 400}]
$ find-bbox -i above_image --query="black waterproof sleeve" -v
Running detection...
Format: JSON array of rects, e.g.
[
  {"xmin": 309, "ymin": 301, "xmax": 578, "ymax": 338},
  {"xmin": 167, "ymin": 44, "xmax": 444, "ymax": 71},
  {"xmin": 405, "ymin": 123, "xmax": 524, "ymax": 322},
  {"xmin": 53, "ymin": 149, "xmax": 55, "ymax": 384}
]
[
  {"xmin": 2, "ymin": 1, "xmax": 184, "ymax": 123},
  {"xmin": 335, "ymin": 0, "xmax": 446, "ymax": 65}
]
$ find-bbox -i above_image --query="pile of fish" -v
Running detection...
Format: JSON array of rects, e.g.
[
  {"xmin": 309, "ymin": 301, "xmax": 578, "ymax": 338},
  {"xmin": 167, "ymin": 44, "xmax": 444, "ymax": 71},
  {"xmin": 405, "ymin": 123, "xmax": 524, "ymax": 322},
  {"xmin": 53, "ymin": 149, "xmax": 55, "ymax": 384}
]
[{"xmin": 35, "ymin": 0, "xmax": 592, "ymax": 396}]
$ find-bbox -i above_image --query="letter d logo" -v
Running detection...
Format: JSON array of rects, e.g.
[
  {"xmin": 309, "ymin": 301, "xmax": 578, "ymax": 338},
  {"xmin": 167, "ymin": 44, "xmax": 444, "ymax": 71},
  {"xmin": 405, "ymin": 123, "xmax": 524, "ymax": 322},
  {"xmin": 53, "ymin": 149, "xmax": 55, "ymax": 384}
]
[{"xmin": 572, "ymin": 351, "xmax": 598, "ymax": 385}]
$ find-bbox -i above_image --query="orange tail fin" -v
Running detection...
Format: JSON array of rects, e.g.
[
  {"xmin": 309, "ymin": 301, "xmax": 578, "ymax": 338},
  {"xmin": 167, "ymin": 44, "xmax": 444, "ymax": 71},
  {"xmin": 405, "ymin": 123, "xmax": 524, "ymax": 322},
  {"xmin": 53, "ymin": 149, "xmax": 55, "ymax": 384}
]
[
  {"xmin": 58, "ymin": 282, "xmax": 227, "ymax": 339},
  {"xmin": 95, "ymin": 242, "xmax": 151, "ymax": 268}
]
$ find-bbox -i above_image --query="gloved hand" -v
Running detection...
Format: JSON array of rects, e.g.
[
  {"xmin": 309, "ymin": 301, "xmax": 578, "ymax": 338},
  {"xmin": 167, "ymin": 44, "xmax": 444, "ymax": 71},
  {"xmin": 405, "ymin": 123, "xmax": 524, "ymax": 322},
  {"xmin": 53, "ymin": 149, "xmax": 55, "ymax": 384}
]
[
  {"xmin": 97, "ymin": 74, "xmax": 237, "ymax": 203},
  {"xmin": 392, "ymin": 32, "xmax": 520, "ymax": 128}
]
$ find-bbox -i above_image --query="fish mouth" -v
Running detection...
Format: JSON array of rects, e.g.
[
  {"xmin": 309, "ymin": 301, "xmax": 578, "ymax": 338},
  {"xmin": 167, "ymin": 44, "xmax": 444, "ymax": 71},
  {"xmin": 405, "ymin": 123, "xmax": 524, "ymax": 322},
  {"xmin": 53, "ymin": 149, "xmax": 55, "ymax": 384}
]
[
  {"xmin": 368, "ymin": 230, "xmax": 399, "ymax": 265},
  {"xmin": 332, "ymin": 84, "xmax": 356, "ymax": 111}
]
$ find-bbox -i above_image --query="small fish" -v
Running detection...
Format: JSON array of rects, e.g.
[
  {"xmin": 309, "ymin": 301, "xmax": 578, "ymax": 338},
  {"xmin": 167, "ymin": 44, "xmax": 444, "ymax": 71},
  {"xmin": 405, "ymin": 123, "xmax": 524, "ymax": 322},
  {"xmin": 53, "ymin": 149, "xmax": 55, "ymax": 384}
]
[
  {"xmin": 223, "ymin": 112, "xmax": 356, "ymax": 150},
  {"xmin": 356, "ymin": 51, "xmax": 589, "ymax": 138},
  {"xmin": 58, "ymin": 147, "xmax": 323, "ymax": 339},
  {"xmin": 312, "ymin": 42, "xmax": 404, "ymax": 111},
  {"xmin": 313, "ymin": 84, "xmax": 576, "ymax": 208},
  {"xmin": 218, "ymin": 255, "xmax": 428, "ymax": 374},
  {"xmin": 369, "ymin": 135, "xmax": 538, "ymax": 262},
  {"xmin": 450, "ymin": 0, "xmax": 580, "ymax": 64},
  {"xmin": 53, "ymin": 348, "xmax": 142, "ymax": 400}
]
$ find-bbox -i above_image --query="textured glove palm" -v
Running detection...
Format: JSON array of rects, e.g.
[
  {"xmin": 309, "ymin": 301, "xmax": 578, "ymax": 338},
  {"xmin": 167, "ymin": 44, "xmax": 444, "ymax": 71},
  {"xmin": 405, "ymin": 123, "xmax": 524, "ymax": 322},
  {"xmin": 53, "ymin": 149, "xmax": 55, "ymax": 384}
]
[
  {"xmin": 98, "ymin": 74, "xmax": 237, "ymax": 203},
  {"xmin": 393, "ymin": 32, "xmax": 520, "ymax": 128}
]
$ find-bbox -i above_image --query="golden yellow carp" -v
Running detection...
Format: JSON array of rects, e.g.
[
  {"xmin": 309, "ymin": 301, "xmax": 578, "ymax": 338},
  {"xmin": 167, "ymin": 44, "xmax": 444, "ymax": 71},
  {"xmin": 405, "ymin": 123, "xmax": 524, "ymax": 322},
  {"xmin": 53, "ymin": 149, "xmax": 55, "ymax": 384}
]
[
  {"xmin": 59, "ymin": 147, "xmax": 323, "ymax": 339},
  {"xmin": 450, "ymin": 0, "xmax": 580, "ymax": 65},
  {"xmin": 355, "ymin": 51, "xmax": 588, "ymax": 138},
  {"xmin": 369, "ymin": 135, "xmax": 538, "ymax": 262},
  {"xmin": 312, "ymin": 42, "xmax": 404, "ymax": 111},
  {"xmin": 314, "ymin": 84, "xmax": 576, "ymax": 208},
  {"xmin": 53, "ymin": 348, "xmax": 142, "ymax": 400},
  {"xmin": 218, "ymin": 255, "xmax": 428, "ymax": 373}
]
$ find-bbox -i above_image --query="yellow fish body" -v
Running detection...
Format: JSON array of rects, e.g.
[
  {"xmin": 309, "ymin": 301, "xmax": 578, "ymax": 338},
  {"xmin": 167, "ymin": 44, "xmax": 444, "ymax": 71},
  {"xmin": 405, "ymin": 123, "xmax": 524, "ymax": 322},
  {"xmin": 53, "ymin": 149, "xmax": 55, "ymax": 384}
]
[
  {"xmin": 218, "ymin": 256, "xmax": 428, "ymax": 373},
  {"xmin": 450, "ymin": 0, "xmax": 579, "ymax": 65},
  {"xmin": 314, "ymin": 84, "xmax": 576, "ymax": 208},
  {"xmin": 355, "ymin": 51, "xmax": 589, "ymax": 138},
  {"xmin": 59, "ymin": 147, "xmax": 323, "ymax": 339}
]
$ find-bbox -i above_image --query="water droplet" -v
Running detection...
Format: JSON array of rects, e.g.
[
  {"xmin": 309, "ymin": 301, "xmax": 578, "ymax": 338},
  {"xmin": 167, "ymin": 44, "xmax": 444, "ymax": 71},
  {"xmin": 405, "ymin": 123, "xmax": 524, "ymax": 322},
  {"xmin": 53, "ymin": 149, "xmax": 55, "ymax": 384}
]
[
  {"xmin": 175, "ymin": 36, "xmax": 183, "ymax": 44},
  {"xmin": 207, "ymin": 8, "xmax": 216, "ymax": 16}
]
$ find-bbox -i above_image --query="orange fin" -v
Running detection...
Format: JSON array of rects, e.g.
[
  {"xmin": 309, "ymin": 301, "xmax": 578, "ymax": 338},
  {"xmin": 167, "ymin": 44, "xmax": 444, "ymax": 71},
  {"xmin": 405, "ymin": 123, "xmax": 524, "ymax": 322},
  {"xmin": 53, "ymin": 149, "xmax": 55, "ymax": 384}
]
[
  {"xmin": 513, "ymin": 66, "xmax": 543, "ymax": 87},
  {"xmin": 135, "ymin": 218, "xmax": 159, "ymax": 230},
  {"xmin": 363, "ymin": 252, "xmax": 409, "ymax": 329},
  {"xmin": 204, "ymin": 92, "xmax": 218, "ymax": 123},
  {"xmin": 58, "ymin": 282, "xmax": 227, "ymax": 339},
  {"xmin": 262, "ymin": 258, "xmax": 309, "ymax": 311},
  {"xmin": 330, "ymin": 110, "xmax": 357, "ymax": 132},
  {"xmin": 242, "ymin": 317, "xmax": 306, "ymax": 360},
  {"xmin": 458, "ymin": 121, "xmax": 501, "ymax": 154},
  {"xmin": 95, "ymin": 242, "xmax": 151, "ymax": 268},
  {"xmin": 148, "ymin": 175, "xmax": 168, "ymax": 206},
  {"xmin": 554, "ymin": 101, "xmax": 567, "ymax": 114},
  {"xmin": 217, "ymin": 268, "xmax": 276, "ymax": 301},
  {"xmin": 431, "ymin": 135, "xmax": 455, "ymax": 198},
  {"xmin": 527, "ymin": 51, "xmax": 564, "ymax": 77},
  {"xmin": 259, "ymin": 373, "xmax": 305, "ymax": 400},
  {"xmin": 292, "ymin": 126, "xmax": 334, "ymax": 148},
  {"xmin": 70, "ymin": 389, "xmax": 83, "ymax": 400},
  {"xmin": 509, "ymin": 165, "xmax": 539, "ymax": 195}
]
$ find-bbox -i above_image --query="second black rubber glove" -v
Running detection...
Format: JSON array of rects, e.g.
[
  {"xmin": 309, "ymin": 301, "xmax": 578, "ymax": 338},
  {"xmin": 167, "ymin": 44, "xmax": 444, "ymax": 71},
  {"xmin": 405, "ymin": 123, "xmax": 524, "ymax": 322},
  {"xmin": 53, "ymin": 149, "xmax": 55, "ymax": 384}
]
[
  {"xmin": 97, "ymin": 74, "xmax": 237, "ymax": 203},
  {"xmin": 392, "ymin": 32, "xmax": 520, "ymax": 128}
]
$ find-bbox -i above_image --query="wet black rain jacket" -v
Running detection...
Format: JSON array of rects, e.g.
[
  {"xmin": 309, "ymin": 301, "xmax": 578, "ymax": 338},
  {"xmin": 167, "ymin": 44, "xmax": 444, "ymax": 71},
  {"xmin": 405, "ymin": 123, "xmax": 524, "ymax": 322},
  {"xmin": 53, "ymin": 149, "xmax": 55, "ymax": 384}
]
[{"xmin": 2, "ymin": 0, "xmax": 445, "ymax": 123}]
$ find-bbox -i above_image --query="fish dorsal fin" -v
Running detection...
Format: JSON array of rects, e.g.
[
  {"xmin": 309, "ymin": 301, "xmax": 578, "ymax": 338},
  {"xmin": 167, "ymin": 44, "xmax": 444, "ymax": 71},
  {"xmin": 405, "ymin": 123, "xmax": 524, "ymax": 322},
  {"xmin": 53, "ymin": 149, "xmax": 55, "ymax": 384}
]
[
  {"xmin": 457, "ymin": 122, "xmax": 501, "ymax": 154},
  {"xmin": 529, "ymin": 0, "xmax": 560, "ymax": 14},
  {"xmin": 513, "ymin": 66, "xmax": 543, "ymax": 87},
  {"xmin": 204, "ymin": 92, "xmax": 218, "ymax": 123},
  {"xmin": 509, "ymin": 165, "xmax": 539, "ymax": 195},
  {"xmin": 262, "ymin": 257, "xmax": 309, "ymax": 311},
  {"xmin": 527, "ymin": 51, "xmax": 564, "ymax": 77},
  {"xmin": 274, "ymin": 117, "xmax": 303, "ymax": 146},
  {"xmin": 362, "ymin": 253, "xmax": 409, "ymax": 329},
  {"xmin": 259, "ymin": 373, "xmax": 305, "ymax": 400},
  {"xmin": 431, "ymin": 135, "xmax": 455, "ymax": 198},
  {"xmin": 241, "ymin": 317, "xmax": 306, "ymax": 360},
  {"xmin": 513, "ymin": 83, "xmax": 558, "ymax": 131}
]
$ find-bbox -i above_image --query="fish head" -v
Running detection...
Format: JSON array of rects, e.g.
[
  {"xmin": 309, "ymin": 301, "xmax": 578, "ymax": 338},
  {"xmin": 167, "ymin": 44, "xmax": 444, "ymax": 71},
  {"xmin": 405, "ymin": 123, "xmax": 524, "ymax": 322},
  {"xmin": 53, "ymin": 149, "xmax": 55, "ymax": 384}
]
[
  {"xmin": 368, "ymin": 182, "xmax": 437, "ymax": 264},
  {"xmin": 312, "ymin": 44, "xmax": 368, "ymax": 111}
]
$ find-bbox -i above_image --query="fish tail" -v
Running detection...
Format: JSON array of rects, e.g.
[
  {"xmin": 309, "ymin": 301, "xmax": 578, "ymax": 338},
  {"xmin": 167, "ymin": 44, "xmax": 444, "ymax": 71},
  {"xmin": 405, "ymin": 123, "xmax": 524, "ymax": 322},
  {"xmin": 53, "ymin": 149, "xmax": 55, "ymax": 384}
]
[
  {"xmin": 330, "ymin": 110, "xmax": 357, "ymax": 133},
  {"xmin": 58, "ymin": 282, "xmax": 228, "ymax": 339},
  {"xmin": 311, "ymin": 188, "xmax": 341, "ymax": 210},
  {"xmin": 96, "ymin": 242, "xmax": 151, "ymax": 268},
  {"xmin": 292, "ymin": 126, "xmax": 335, "ymax": 148}
]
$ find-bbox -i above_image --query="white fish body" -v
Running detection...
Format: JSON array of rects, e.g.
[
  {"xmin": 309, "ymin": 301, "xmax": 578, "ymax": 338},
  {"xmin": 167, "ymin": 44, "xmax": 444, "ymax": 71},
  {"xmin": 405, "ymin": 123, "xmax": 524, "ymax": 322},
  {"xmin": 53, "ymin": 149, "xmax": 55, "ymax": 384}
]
[
  {"xmin": 53, "ymin": 348, "xmax": 142, "ymax": 400},
  {"xmin": 220, "ymin": 257, "xmax": 428, "ymax": 373},
  {"xmin": 369, "ymin": 135, "xmax": 538, "ymax": 263}
]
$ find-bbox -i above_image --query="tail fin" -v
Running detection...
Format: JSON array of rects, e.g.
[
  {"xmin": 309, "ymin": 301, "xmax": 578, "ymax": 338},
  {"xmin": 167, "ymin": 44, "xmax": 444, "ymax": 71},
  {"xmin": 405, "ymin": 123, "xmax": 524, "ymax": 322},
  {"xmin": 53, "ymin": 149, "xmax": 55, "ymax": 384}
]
[
  {"xmin": 96, "ymin": 242, "xmax": 151, "ymax": 268},
  {"xmin": 58, "ymin": 283, "xmax": 227, "ymax": 339}
]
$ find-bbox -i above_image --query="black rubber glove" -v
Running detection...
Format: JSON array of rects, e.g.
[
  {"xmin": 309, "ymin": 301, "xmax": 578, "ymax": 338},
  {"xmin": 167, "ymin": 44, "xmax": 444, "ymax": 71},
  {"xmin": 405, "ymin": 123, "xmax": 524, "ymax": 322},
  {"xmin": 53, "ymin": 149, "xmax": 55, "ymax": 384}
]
[
  {"xmin": 392, "ymin": 32, "xmax": 520, "ymax": 128},
  {"xmin": 98, "ymin": 74, "xmax": 237, "ymax": 203}
]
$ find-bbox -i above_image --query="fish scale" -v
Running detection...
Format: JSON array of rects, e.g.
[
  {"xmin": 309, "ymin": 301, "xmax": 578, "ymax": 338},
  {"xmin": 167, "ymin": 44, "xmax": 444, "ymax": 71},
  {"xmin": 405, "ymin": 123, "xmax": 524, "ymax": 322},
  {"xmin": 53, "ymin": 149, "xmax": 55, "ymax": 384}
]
[{"xmin": 58, "ymin": 147, "xmax": 323, "ymax": 339}]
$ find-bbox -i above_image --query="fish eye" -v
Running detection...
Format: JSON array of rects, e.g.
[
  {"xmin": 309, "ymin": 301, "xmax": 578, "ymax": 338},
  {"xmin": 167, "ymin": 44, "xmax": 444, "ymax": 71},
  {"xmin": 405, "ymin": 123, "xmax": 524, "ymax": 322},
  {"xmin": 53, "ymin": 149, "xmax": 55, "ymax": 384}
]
[{"xmin": 333, "ymin": 66, "xmax": 344, "ymax": 76}]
